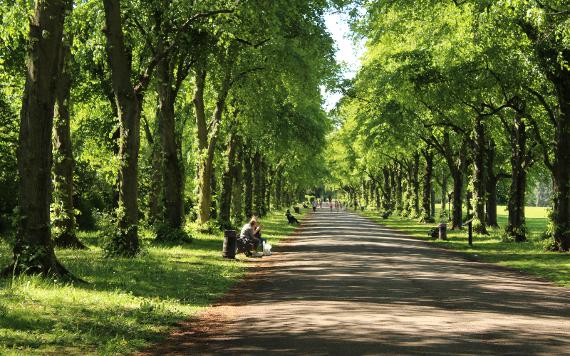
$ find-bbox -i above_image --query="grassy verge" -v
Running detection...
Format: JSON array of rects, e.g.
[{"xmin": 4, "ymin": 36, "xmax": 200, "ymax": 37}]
[
  {"xmin": 0, "ymin": 208, "xmax": 305, "ymax": 355},
  {"xmin": 359, "ymin": 206, "xmax": 570, "ymax": 288}
]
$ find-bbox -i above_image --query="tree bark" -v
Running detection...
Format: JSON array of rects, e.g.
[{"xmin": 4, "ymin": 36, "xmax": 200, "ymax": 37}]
[
  {"xmin": 244, "ymin": 150, "xmax": 254, "ymax": 219},
  {"xmin": 382, "ymin": 167, "xmax": 392, "ymax": 211},
  {"xmin": 551, "ymin": 71, "xmax": 570, "ymax": 251},
  {"xmin": 52, "ymin": 40, "xmax": 86, "ymax": 250},
  {"xmin": 433, "ymin": 132, "xmax": 465, "ymax": 229},
  {"xmin": 265, "ymin": 164, "xmax": 272, "ymax": 214},
  {"xmin": 412, "ymin": 152, "xmax": 421, "ymax": 217},
  {"xmin": 103, "ymin": 0, "xmax": 141, "ymax": 255},
  {"xmin": 219, "ymin": 132, "xmax": 238, "ymax": 227},
  {"xmin": 231, "ymin": 142, "xmax": 244, "ymax": 223},
  {"xmin": 421, "ymin": 148, "xmax": 435, "ymax": 222},
  {"xmin": 471, "ymin": 116, "xmax": 488, "ymax": 234},
  {"xmin": 395, "ymin": 167, "xmax": 403, "ymax": 213},
  {"xmin": 7, "ymin": 0, "xmax": 74, "ymax": 277},
  {"xmin": 451, "ymin": 170, "xmax": 464, "ymax": 229},
  {"xmin": 485, "ymin": 139, "xmax": 499, "ymax": 228},
  {"xmin": 142, "ymin": 107, "xmax": 161, "ymax": 224},
  {"xmin": 210, "ymin": 168, "xmax": 218, "ymax": 220},
  {"xmin": 363, "ymin": 179, "xmax": 369, "ymax": 206},
  {"xmin": 506, "ymin": 112, "xmax": 528, "ymax": 242},
  {"xmin": 274, "ymin": 167, "xmax": 284, "ymax": 209},
  {"xmin": 441, "ymin": 171, "xmax": 448, "ymax": 219},
  {"xmin": 195, "ymin": 58, "xmax": 233, "ymax": 224},
  {"xmin": 253, "ymin": 151, "xmax": 263, "ymax": 216},
  {"xmin": 157, "ymin": 58, "xmax": 185, "ymax": 229}
]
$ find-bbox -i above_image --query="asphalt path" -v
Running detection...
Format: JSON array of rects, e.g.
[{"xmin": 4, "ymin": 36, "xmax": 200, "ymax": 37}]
[{"xmin": 145, "ymin": 207, "xmax": 570, "ymax": 355}]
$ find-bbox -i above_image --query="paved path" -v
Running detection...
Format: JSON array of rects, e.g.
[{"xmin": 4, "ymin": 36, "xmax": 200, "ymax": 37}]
[{"xmin": 147, "ymin": 208, "xmax": 570, "ymax": 355}]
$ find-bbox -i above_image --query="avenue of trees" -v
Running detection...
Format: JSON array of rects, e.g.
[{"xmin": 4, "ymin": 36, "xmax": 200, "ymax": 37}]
[
  {"xmin": 329, "ymin": 0, "xmax": 570, "ymax": 250},
  {"xmin": 0, "ymin": 0, "xmax": 341, "ymax": 278}
]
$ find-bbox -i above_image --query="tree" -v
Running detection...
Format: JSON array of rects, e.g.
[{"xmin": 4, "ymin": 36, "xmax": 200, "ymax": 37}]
[
  {"xmin": 5, "ymin": 0, "xmax": 75, "ymax": 277},
  {"xmin": 52, "ymin": 39, "xmax": 86, "ymax": 249}
]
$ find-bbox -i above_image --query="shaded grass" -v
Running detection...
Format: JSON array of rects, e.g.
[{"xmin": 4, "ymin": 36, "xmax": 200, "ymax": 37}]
[
  {"xmin": 0, "ymin": 208, "xmax": 305, "ymax": 355},
  {"xmin": 360, "ymin": 206, "xmax": 570, "ymax": 288}
]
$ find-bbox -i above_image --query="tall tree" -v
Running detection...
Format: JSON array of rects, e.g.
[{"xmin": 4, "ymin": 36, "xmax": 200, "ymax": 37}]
[
  {"xmin": 5, "ymin": 0, "xmax": 74, "ymax": 277},
  {"xmin": 102, "ymin": 0, "xmax": 144, "ymax": 256},
  {"xmin": 52, "ymin": 39, "xmax": 86, "ymax": 249}
]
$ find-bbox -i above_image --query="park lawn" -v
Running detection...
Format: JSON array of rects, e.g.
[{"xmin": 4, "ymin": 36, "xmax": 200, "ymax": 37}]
[
  {"xmin": 0, "ymin": 208, "xmax": 305, "ymax": 355},
  {"xmin": 360, "ymin": 206, "xmax": 570, "ymax": 288}
]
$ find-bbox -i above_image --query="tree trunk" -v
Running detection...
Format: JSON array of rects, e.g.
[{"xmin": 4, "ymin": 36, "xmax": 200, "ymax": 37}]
[
  {"xmin": 195, "ymin": 60, "xmax": 232, "ymax": 224},
  {"xmin": 471, "ymin": 116, "xmax": 488, "ymax": 235},
  {"xmin": 275, "ymin": 168, "xmax": 284, "ymax": 209},
  {"xmin": 260, "ymin": 160, "xmax": 267, "ymax": 216},
  {"xmin": 486, "ymin": 140, "xmax": 499, "ymax": 228},
  {"xmin": 441, "ymin": 171, "xmax": 448, "ymax": 219},
  {"xmin": 265, "ymin": 164, "xmax": 272, "ymax": 214},
  {"xmin": 374, "ymin": 181, "xmax": 382, "ymax": 210},
  {"xmin": 517, "ymin": 15, "xmax": 570, "ymax": 251},
  {"xmin": 210, "ymin": 168, "xmax": 218, "ymax": 220},
  {"xmin": 244, "ymin": 151, "xmax": 253, "ymax": 219},
  {"xmin": 6, "ymin": 0, "xmax": 75, "ymax": 277},
  {"xmin": 157, "ymin": 58, "xmax": 184, "ymax": 229},
  {"xmin": 412, "ymin": 152, "xmax": 421, "ymax": 217},
  {"xmin": 147, "ymin": 138, "xmax": 162, "ymax": 224},
  {"xmin": 142, "ymin": 102, "xmax": 161, "ymax": 224},
  {"xmin": 431, "ymin": 187, "xmax": 436, "ymax": 221},
  {"xmin": 506, "ymin": 112, "xmax": 528, "ymax": 242},
  {"xmin": 219, "ymin": 133, "xmax": 238, "ymax": 228},
  {"xmin": 421, "ymin": 148, "xmax": 434, "ymax": 222},
  {"xmin": 395, "ymin": 167, "xmax": 403, "ymax": 213},
  {"xmin": 103, "ymin": 0, "xmax": 141, "ymax": 256},
  {"xmin": 52, "ymin": 40, "xmax": 86, "ymax": 250},
  {"xmin": 451, "ymin": 170, "xmax": 463, "ymax": 230},
  {"xmin": 253, "ymin": 152, "xmax": 263, "ymax": 216},
  {"xmin": 382, "ymin": 168, "xmax": 392, "ymax": 211},
  {"xmin": 193, "ymin": 66, "xmax": 209, "ymax": 224},
  {"xmin": 551, "ymin": 71, "xmax": 570, "ymax": 251},
  {"xmin": 231, "ymin": 142, "xmax": 244, "ymax": 223}
]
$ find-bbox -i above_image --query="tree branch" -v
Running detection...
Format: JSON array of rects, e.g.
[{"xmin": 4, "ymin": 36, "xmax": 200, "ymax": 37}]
[{"xmin": 524, "ymin": 86, "xmax": 558, "ymax": 126}]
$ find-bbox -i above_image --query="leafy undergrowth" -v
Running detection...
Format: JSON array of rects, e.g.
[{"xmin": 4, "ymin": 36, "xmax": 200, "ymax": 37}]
[
  {"xmin": 0, "ymin": 208, "xmax": 305, "ymax": 355},
  {"xmin": 360, "ymin": 206, "xmax": 570, "ymax": 288}
]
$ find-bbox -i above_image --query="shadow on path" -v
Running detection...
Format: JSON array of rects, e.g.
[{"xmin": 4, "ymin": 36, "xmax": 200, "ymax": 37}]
[{"xmin": 142, "ymin": 208, "xmax": 570, "ymax": 355}]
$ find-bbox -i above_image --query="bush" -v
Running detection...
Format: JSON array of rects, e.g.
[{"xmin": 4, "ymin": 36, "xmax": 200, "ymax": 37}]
[
  {"xmin": 153, "ymin": 223, "xmax": 192, "ymax": 244},
  {"xmin": 98, "ymin": 209, "xmax": 141, "ymax": 257}
]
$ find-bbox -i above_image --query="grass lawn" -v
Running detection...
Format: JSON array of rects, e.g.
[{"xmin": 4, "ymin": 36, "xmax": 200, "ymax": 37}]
[
  {"xmin": 0, "ymin": 208, "xmax": 305, "ymax": 355},
  {"xmin": 360, "ymin": 205, "xmax": 570, "ymax": 288}
]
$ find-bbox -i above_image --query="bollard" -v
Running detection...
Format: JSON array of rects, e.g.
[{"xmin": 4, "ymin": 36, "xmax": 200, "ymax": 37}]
[
  {"xmin": 438, "ymin": 223, "xmax": 447, "ymax": 240},
  {"xmin": 222, "ymin": 230, "xmax": 237, "ymax": 259},
  {"xmin": 293, "ymin": 206, "xmax": 300, "ymax": 214}
]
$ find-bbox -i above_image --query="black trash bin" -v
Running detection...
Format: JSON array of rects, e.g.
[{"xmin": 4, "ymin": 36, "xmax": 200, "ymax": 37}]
[
  {"xmin": 222, "ymin": 230, "xmax": 237, "ymax": 259},
  {"xmin": 438, "ymin": 223, "xmax": 447, "ymax": 240}
]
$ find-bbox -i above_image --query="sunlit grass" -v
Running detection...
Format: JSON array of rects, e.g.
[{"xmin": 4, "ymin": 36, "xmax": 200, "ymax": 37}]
[
  {"xmin": 360, "ymin": 205, "xmax": 570, "ymax": 287},
  {"xmin": 0, "ymin": 208, "xmax": 305, "ymax": 355}
]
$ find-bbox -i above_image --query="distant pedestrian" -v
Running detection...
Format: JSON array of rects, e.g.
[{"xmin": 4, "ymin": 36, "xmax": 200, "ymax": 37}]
[{"xmin": 312, "ymin": 199, "xmax": 317, "ymax": 212}]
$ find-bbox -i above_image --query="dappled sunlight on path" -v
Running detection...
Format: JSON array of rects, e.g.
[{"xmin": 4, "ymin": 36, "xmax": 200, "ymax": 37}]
[{"xmin": 144, "ymin": 207, "xmax": 570, "ymax": 355}]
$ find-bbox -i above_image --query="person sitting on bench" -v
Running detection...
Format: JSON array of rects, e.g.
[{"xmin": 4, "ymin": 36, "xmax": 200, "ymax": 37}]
[
  {"xmin": 239, "ymin": 216, "xmax": 264, "ymax": 257},
  {"xmin": 285, "ymin": 209, "xmax": 300, "ymax": 224}
]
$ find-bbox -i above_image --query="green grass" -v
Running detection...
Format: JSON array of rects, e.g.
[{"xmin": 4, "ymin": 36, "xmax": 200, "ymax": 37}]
[
  {"xmin": 0, "ymin": 208, "xmax": 305, "ymax": 355},
  {"xmin": 360, "ymin": 206, "xmax": 570, "ymax": 288}
]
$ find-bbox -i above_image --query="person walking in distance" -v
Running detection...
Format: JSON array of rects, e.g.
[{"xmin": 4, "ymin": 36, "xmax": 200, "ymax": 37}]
[{"xmin": 312, "ymin": 199, "xmax": 317, "ymax": 212}]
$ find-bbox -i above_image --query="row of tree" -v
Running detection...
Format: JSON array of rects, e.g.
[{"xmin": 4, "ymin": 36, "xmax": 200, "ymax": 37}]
[
  {"xmin": 0, "ymin": 0, "xmax": 340, "ymax": 278},
  {"xmin": 328, "ymin": 0, "xmax": 569, "ymax": 250}
]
